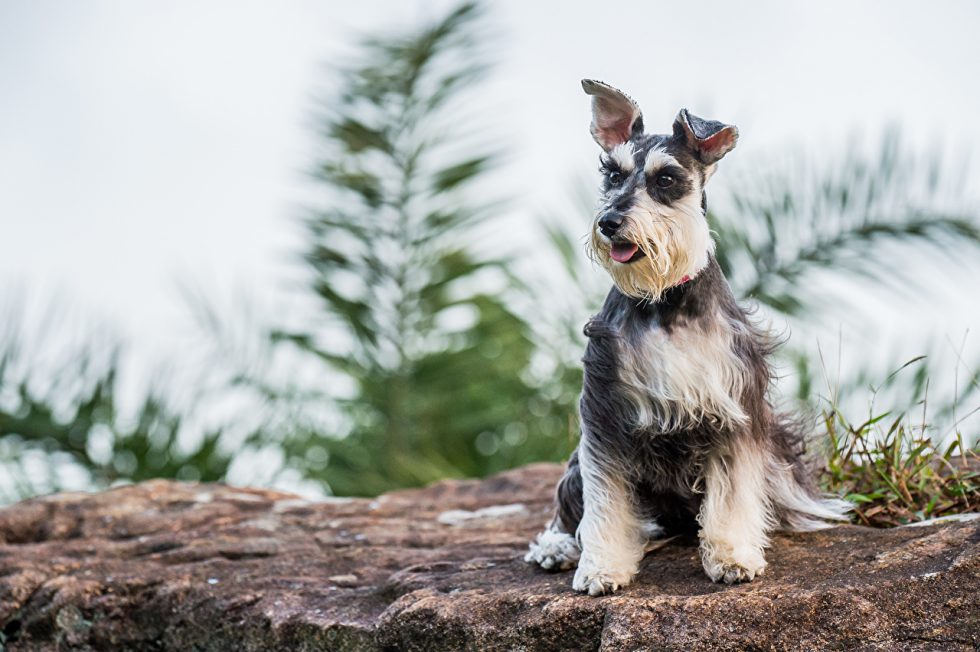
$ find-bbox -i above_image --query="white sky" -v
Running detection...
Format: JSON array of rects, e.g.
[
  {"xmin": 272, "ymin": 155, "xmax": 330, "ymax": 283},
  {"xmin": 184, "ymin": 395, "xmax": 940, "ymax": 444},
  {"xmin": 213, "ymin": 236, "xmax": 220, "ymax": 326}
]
[{"xmin": 2, "ymin": 0, "xmax": 980, "ymax": 417}]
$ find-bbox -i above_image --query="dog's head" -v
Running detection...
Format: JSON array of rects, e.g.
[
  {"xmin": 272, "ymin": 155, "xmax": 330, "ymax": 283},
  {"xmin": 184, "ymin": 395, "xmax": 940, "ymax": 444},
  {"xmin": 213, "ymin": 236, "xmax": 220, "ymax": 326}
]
[{"xmin": 582, "ymin": 79, "xmax": 738, "ymax": 301}]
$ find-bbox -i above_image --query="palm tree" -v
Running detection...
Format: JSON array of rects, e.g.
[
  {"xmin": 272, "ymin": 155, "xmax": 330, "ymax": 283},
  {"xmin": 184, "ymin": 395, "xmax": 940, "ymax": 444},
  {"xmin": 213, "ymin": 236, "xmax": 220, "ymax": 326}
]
[{"xmin": 220, "ymin": 2, "xmax": 573, "ymax": 496}]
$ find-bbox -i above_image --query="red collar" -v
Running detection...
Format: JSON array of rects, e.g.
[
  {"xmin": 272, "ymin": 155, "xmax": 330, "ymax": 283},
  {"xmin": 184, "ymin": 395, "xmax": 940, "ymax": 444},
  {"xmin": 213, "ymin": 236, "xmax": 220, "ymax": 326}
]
[{"xmin": 675, "ymin": 275, "xmax": 692, "ymax": 286}]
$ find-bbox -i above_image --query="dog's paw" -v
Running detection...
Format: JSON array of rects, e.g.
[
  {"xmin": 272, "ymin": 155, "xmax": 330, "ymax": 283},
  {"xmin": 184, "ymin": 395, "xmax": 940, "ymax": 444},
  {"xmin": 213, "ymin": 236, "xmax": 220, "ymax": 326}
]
[
  {"xmin": 525, "ymin": 528, "xmax": 580, "ymax": 571},
  {"xmin": 571, "ymin": 558, "xmax": 636, "ymax": 596},
  {"xmin": 712, "ymin": 561, "xmax": 765, "ymax": 584},
  {"xmin": 700, "ymin": 544, "xmax": 766, "ymax": 584}
]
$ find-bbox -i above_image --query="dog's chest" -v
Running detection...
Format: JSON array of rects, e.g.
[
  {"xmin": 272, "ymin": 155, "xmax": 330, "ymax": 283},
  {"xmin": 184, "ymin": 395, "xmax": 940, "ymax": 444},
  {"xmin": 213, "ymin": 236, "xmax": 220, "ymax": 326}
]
[{"xmin": 616, "ymin": 315, "xmax": 748, "ymax": 431}]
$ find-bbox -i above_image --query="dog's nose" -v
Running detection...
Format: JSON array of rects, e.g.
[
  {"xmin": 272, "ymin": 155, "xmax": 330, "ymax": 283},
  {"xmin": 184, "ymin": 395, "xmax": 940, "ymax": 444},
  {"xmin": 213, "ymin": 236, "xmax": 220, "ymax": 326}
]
[{"xmin": 598, "ymin": 213, "xmax": 623, "ymax": 237}]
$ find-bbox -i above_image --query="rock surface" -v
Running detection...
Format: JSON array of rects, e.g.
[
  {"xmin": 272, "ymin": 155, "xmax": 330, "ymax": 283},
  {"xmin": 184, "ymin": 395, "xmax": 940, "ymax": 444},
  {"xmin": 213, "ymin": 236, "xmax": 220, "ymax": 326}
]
[{"xmin": 0, "ymin": 464, "xmax": 977, "ymax": 651}]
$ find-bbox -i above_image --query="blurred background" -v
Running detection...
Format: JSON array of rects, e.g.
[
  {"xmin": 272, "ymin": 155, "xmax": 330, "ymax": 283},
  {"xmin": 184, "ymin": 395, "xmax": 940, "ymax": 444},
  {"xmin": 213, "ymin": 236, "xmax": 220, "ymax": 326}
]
[{"xmin": 1, "ymin": 0, "xmax": 979, "ymax": 506}]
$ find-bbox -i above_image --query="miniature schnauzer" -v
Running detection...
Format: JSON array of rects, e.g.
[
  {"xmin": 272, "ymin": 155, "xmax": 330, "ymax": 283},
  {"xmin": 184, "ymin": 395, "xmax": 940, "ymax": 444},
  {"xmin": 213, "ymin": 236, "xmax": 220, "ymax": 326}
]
[{"xmin": 525, "ymin": 80, "xmax": 850, "ymax": 596}]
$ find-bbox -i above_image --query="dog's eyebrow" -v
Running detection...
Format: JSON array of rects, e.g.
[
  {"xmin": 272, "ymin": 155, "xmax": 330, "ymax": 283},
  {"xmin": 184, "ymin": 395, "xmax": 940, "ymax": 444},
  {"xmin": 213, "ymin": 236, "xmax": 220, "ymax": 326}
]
[
  {"xmin": 608, "ymin": 142, "xmax": 636, "ymax": 172},
  {"xmin": 644, "ymin": 147, "xmax": 680, "ymax": 174}
]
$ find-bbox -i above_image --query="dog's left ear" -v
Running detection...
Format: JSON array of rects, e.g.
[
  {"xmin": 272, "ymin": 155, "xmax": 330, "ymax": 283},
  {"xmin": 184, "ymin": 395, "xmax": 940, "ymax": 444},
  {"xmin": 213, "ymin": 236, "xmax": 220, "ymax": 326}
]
[
  {"xmin": 582, "ymin": 79, "xmax": 644, "ymax": 152},
  {"xmin": 673, "ymin": 109, "xmax": 738, "ymax": 165}
]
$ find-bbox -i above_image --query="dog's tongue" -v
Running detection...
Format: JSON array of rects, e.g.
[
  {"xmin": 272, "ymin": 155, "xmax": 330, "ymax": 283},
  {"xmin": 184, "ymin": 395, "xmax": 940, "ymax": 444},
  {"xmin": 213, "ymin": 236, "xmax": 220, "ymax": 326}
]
[{"xmin": 610, "ymin": 242, "xmax": 638, "ymax": 263}]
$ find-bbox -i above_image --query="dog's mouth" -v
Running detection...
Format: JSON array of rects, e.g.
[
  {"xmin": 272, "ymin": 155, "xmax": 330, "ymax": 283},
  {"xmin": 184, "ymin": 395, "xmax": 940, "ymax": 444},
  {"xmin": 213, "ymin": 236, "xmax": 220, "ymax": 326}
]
[{"xmin": 609, "ymin": 241, "xmax": 646, "ymax": 264}]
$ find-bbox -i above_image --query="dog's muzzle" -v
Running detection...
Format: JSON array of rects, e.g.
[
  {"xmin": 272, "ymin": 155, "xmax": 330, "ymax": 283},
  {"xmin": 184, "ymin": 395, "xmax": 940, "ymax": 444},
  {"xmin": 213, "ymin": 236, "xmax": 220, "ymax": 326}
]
[{"xmin": 596, "ymin": 212, "xmax": 645, "ymax": 263}]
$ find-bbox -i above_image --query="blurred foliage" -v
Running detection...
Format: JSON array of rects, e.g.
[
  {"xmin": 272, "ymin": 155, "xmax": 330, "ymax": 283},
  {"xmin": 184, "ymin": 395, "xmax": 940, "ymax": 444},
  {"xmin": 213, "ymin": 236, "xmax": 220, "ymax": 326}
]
[
  {"xmin": 709, "ymin": 137, "xmax": 980, "ymax": 317},
  {"xmin": 227, "ymin": 2, "xmax": 575, "ymax": 496},
  {"xmin": 0, "ymin": 321, "xmax": 234, "ymax": 503}
]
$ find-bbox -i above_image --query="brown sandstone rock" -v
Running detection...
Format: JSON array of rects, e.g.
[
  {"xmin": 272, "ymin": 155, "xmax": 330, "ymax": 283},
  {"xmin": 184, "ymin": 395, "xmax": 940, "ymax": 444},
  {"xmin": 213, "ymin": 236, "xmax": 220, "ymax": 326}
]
[{"xmin": 0, "ymin": 464, "xmax": 977, "ymax": 651}]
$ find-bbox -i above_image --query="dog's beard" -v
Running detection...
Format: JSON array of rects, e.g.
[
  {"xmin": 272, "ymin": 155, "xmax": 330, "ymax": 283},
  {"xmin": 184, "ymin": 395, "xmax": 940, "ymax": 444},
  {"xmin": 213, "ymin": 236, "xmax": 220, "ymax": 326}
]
[{"xmin": 589, "ymin": 191, "xmax": 713, "ymax": 301}]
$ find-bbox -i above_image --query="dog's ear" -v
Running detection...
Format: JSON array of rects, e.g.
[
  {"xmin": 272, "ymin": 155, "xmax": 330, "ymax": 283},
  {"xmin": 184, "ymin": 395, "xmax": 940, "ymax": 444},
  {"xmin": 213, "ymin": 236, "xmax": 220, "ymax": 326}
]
[
  {"xmin": 673, "ymin": 109, "xmax": 738, "ymax": 164},
  {"xmin": 582, "ymin": 79, "xmax": 643, "ymax": 152}
]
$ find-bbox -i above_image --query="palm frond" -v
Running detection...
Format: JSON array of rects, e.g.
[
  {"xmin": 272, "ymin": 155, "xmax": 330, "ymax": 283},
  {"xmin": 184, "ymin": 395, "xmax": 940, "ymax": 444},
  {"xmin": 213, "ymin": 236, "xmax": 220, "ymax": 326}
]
[{"xmin": 713, "ymin": 137, "xmax": 980, "ymax": 316}]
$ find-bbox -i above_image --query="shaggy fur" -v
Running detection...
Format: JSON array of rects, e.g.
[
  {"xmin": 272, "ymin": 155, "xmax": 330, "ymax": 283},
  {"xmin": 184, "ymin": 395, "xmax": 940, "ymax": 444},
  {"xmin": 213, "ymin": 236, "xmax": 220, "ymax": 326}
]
[{"xmin": 525, "ymin": 80, "xmax": 850, "ymax": 595}]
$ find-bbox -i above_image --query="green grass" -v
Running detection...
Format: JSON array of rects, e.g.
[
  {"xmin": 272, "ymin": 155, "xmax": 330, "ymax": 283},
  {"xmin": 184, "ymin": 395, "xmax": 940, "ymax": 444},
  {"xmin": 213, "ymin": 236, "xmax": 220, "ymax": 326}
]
[{"xmin": 822, "ymin": 410, "xmax": 978, "ymax": 527}]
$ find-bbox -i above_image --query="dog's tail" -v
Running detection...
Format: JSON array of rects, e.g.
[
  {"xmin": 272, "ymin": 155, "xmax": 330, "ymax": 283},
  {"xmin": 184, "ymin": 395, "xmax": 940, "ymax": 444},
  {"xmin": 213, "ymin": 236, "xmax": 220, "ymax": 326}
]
[
  {"xmin": 768, "ymin": 416, "xmax": 852, "ymax": 532},
  {"xmin": 770, "ymin": 467, "xmax": 852, "ymax": 531}
]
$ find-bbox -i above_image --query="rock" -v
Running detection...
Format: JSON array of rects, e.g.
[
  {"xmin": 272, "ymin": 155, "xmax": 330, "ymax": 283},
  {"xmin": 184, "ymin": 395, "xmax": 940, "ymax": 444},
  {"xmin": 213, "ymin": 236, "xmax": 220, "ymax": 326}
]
[{"xmin": 0, "ymin": 464, "xmax": 977, "ymax": 651}]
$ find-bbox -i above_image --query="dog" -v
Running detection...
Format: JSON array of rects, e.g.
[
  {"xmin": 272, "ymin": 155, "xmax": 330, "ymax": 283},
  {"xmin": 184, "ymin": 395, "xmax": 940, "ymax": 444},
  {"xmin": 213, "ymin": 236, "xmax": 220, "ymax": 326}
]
[{"xmin": 525, "ymin": 80, "xmax": 850, "ymax": 596}]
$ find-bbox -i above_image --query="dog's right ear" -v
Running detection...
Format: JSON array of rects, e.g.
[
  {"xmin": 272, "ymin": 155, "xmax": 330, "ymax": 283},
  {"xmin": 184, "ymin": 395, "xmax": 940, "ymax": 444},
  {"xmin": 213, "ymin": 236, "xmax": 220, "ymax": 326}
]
[{"xmin": 582, "ymin": 79, "xmax": 643, "ymax": 152}]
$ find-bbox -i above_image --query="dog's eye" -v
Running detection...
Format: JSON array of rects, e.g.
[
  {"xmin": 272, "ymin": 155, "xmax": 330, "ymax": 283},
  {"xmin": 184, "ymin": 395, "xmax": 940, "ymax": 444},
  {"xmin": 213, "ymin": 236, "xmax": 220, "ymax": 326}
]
[
  {"xmin": 607, "ymin": 170, "xmax": 624, "ymax": 186},
  {"xmin": 655, "ymin": 173, "xmax": 675, "ymax": 188}
]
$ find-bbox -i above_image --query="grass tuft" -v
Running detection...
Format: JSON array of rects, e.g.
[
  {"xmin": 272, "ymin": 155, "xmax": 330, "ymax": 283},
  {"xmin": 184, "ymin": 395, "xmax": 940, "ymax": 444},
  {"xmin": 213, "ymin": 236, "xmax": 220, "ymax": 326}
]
[{"xmin": 821, "ymin": 408, "xmax": 979, "ymax": 527}]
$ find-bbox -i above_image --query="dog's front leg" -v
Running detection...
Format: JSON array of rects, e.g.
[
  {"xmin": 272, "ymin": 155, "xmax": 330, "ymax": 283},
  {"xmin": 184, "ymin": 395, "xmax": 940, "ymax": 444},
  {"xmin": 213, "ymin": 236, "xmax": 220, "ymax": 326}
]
[
  {"xmin": 698, "ymin": 442, "xmax": 774, "ymax": 583},
  {"xmin": 571, "ymin": 442, "xmax": 645, "ymax": 596}
]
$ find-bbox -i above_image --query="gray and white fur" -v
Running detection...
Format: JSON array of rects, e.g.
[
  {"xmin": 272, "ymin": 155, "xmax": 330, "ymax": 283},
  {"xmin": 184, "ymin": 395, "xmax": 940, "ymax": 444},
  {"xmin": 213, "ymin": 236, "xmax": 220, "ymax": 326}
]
[{"xmin": 525, "ymin": 80, "xmax": 850, "ymax": 595}]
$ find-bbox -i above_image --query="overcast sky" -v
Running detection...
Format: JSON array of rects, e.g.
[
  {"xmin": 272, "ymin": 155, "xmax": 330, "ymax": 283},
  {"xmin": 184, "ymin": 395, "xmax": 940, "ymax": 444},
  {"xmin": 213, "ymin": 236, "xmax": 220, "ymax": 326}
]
[{"xmin": 2, "ymin": 0, "xmax": 979, "ymax": 406}]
